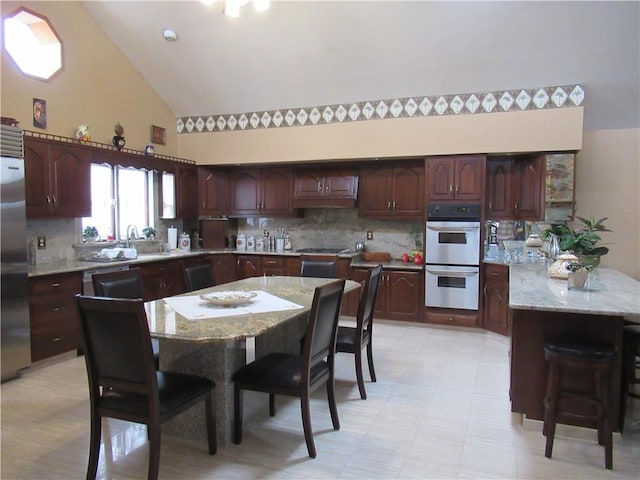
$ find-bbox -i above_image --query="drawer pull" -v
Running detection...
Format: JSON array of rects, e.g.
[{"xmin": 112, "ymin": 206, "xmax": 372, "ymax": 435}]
[
  {"xmin": 49, "ymin": 283, "xmax": 61, "ymax": 288},
  {"xmin": 51, "ymin": 336, "xmax": 62, "ymax": 343},
  {"xmin": 50, "ymin": 307, "xmax": 61, "ymax": 312}
]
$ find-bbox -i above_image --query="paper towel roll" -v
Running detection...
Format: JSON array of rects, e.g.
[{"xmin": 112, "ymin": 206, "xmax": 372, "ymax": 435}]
[{"xmin": 168, "ymin": 227, "xmax": 178, "ymax": 250}]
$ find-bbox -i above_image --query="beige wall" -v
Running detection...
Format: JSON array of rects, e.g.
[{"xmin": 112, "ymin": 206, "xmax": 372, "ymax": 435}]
[
  {"xmin": 177, "ymin": 108, "xmax": 584, "ymax": 165},
  {"xmin": 0, "ymin": 1, "xmax": 177, "ymax": 156},
  {"xmin": 2, "ymin": 2, "xmax": 637, "ymax": 281},
  {"xmin": 575, "ymin": 129, "xmax": 640, "ymax": 280}
]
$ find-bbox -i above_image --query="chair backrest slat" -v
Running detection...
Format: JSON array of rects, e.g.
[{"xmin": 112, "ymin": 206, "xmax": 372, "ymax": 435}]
[{"xmin": 358, "ymin": 264, "xmax": 383, "ymax": 334}]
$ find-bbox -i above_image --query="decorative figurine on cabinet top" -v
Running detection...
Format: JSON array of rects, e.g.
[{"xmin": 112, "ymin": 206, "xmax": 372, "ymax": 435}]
[
  {"xmin": 112, "ymin": 121, "xmax": 126, "ymax": 150},
  {"xmin": 75, "ymin": 124, "xmax": 91, "ymax": 142}
]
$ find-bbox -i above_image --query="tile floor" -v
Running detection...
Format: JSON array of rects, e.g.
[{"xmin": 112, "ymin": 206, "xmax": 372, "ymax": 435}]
[{"xmin": 2, "ymin": 320, "xmax": 639, "ymax": 479}]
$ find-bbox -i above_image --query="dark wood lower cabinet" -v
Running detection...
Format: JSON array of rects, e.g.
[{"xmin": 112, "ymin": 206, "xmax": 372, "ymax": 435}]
[
  {"xmin": 351, "ymin": 268, "xmax": 422, "ymax": 322},
  {"xmin": 138, "ymin": 260, "xmax": 184, "ymax": 301},
  {"xmin": 28, "ymin": 272, "xmax": 83, "ymax": 362}
]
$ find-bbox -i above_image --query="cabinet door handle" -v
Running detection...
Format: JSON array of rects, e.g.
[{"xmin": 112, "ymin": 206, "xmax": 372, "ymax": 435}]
[
  {"xmin": 455, "ymin": 185, "xmax": 459, "ymax": 194},
  {"xmin": 386, "ymin": 201, "xmax": 391, "ymax": 210},
  {"xmin": 514, "ymin": 202, "xmax": 519, "ymax": 211},
  {"xmin": 449, "ymin": 185, "xmax": 453, "ymax": 194},
  {"xmin": 488, "ymin": 201, "xmax": 493, "ymax": 209},
  {"xmin": 51, "ymin": 195, "xmax": 57, "ymax": 206},
  {"xmin": 46, "ymin": 195, "xmax": 52, "ymax": 206},
  {"xmin": 325, "ymin": 180, "xmax": 330, "ymax": 191},
  {"xmin": 483, "ymin": 285, "xmax": 488, "ymax": 297},
  {"xmin": 317, "ymin": 182, "xmax": 322, "ymax": 193}
]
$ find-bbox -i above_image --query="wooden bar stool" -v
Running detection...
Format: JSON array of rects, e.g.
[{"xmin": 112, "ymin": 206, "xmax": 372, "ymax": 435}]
[{"xmin": 543, "ymin": 339, "xmax": 617, "ymax": 470}]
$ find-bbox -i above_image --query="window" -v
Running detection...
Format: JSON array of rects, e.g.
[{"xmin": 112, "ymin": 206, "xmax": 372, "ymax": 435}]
[
  {"xmin": 3, "ymin": 7, "xmax": 63, "ymax": 81},
  {"xmin": 83, "ymin": 164, "xmax": 155, "ymax": 241}
]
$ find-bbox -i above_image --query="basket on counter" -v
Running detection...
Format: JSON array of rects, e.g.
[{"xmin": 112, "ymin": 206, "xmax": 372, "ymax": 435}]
[{"xmin": 362, "ymin": 252, "xmax": 391, "ymax": 262}]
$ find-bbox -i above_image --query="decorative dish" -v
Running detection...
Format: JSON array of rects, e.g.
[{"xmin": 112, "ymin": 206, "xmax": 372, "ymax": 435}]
[{"xmin": 200, "ymin": 291, "xmax": 257, "ymax": 307}]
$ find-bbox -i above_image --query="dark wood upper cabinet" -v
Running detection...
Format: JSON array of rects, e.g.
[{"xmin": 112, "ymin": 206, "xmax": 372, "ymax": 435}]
[
  {"xmin": 229, "ymin": 167, "xmax": 294, "ymax": 217},
  {"xmin": 198, "ymin": 167, "xmax": 227, "ymax": 216},
  {"xmin": 486, "ymin": 155, "xmax": 543, "ymax": 220},
  {"xmin": 24, "ymin": 137, "xmax": 91, "ymax": 218},
  {"xmin": 175, "ymin": 164, "xmax": 198, "ymax": 219},
  {"xmin": 359, "ymin": 161, "xmax": 424, "ymax": 219},
  {"xmin": 426, "ymin": 155, "xmax": 485, "ymax": 202},
  {"xmin": 293, "ymin": 169, "xmax": 358, "ymax": 208}
]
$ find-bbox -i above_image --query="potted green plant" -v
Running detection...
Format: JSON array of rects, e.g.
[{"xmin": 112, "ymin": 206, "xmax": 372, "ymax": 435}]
[
  {"xmin": 83, "ymin": 226, "xmax": 99, "ymax": 242},
  {"xmin": 408, "ymin": 224, "xmax": 423, "ymax": 260},
  {"xmin": 142, "ymin": 226, "xmax": 157, "ymax": 239},
  {"xmin": 542, "ymin": 216, "xmax": 612, "ymax": 269}
]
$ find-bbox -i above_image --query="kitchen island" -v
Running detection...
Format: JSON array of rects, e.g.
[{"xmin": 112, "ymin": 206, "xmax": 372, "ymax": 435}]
[{"xmin": 508, "ymin": 263, "xmax": 640, "ymax": 431}]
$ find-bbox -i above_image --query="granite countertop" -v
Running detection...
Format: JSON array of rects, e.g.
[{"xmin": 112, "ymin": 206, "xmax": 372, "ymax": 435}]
[
  {"xmin": 508, "ymin": 263, "xmax": 640, "ymax": 317},
  {"xmin": 29, "ymin": 249, "xmax": 421, "ymax": 277}
]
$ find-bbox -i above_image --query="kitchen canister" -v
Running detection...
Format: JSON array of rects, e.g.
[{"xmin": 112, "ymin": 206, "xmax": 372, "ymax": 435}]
[
  {"xmin": 255, "ymin": 237, "xmax": 264, "ymax": 252},
  {"xmin": 236, "ymin": 233, "xmax": 246, "ymax": 251},
  {"xmin": 246, "ymin": 236, "xmax": 255, "ymax": 251},
  {"xmin": 179, "ymin": 232, "xmax": 191, "ymax": 252}
]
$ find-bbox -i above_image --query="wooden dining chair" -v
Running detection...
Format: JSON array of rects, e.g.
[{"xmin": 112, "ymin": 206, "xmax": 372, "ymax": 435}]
[
  {"xmin": 182, "ymin": 262, "xmax": 215, "ymax": 292},
  {"xmin": 233, "ymin": 279, "xmax": 346, "ymax": 458},
  {"xmin": 91, "ymin": 268, "xmax": 160, "ymax": 369},
  {"xmin": 300, "ymin": 259, "xmax": 337, "ymax": 278},
  {"xmin": 336, "ymin": 264, "xmax": 383, "ymax": 399},
  {"xmin": 76, "ymin": 295, "xmax": 217, "ymax": 480}
]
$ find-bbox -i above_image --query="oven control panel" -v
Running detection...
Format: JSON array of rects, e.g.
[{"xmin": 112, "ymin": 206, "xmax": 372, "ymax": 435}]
[{"xmin": 427, "ymin": 204, "xmax": 480, "ymax": 221}]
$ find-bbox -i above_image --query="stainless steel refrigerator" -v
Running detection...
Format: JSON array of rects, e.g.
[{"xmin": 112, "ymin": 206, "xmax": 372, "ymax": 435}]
[{"xmin": 1, "ymin": 124, "xmax": 30, "ymax": 381}]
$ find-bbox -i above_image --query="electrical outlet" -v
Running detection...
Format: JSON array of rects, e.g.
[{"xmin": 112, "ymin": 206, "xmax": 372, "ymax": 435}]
[
  {"xmin": 37, "ymin": 235, "xmax": 47, "ymax": 249},
  {"xmin": 366, "ymin": 230, "xmax": 373, "ymax": 240}
]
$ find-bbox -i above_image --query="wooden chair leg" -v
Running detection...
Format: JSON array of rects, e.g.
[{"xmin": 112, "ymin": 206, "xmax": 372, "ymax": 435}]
[
  {"xmin": 543, "ymin": 363, "xmax": 559, "ymax": 459},
  {"xmin": 300, "ymin": 392, "xmax": 316, "ymax": 458},
  {"xmin": 269, "ymin": 393, "xmax": 276, "ymax": 417},
  {"xmin": 86, "ymin": 413, "xmax": 101, "ymax": 480},
  {"xmin": 366, "ymin": 341, "xmax": 377, "ymax": 382},
  {"xmin": 147, "ymin": 423, "xmax": 161, "ymax": 480},
  {"xmin": 326, "ymin": 377, "xmax": 340, "ymax": 431},
  {"xmin": 233, "ymin": 386, "xmax": 243, "ymax": 444},
  {"xmin": 354, "ymin": 348, "xmax": 367, "ymax": 400},
  {"xmin": 205, "ymin": 392, "xmax": 217, "ymax": 455}
]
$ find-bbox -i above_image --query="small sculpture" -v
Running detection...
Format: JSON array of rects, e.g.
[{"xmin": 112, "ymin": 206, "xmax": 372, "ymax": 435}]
[
  {"xmin": 112, "ymin": 121, "xmax": 126, "ymax": 150},
  {"xmin": 75, "ymin": 125, "xmax": 91, "ymax": 142}
]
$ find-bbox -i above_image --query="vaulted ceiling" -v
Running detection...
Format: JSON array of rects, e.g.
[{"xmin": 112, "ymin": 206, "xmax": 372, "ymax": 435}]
[{"xmin": 83, "ymin": 1, "xmax": 639, "ymax": 131}]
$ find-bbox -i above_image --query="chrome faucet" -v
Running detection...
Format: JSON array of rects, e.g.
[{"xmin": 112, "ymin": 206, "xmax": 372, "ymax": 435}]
[{"xmin": 126, "ymin": 224, "xmax": 138, "ymax": 248}]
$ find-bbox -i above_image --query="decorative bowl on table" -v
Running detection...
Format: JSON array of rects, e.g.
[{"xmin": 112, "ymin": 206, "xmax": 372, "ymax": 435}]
[{"xmin": 200, "ymin": 291, "xmax": 257, "ymax": 307}]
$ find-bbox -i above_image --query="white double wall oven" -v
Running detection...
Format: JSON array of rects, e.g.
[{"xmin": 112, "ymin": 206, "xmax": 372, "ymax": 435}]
[{"xmin": 425, "ymin": 204, "xmax": 481, "ymax": 310}]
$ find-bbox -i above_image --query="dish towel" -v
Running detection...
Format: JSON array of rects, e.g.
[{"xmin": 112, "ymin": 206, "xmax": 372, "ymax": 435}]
[{"xmin": 163, "ymin": 290, "xmax": 303, "ymax": 320}]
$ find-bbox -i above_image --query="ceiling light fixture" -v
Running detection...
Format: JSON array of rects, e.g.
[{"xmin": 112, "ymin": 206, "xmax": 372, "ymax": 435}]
[{"xmin": 202, "ymin": 0, "xmax": 270, "ymax": 18}]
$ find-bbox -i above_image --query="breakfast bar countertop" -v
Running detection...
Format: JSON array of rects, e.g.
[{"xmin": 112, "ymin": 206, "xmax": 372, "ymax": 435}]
[{"xmin": 508, "ymin": 263, "xmax": 640, "ymax": 317}]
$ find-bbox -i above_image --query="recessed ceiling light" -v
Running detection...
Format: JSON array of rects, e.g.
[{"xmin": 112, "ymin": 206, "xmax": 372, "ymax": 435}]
[{"xmin": 162, "ymin": 29, "xmax": 177, "ymax": 42}]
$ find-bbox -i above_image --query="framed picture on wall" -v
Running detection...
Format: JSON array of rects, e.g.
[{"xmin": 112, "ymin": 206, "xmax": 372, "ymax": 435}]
[
  {"xmin": 33, "ymin": 98, "xmax": 46, "ymax": 129},
  {"xmin": 151, "ymin": 125, "xmax": 166, "ymax": 145}
]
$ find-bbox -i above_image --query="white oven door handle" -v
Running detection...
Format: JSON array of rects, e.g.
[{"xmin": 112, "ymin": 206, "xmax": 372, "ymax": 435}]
[{"xmin": 426, "ymin": 267, "xmax": 478, "ymax": 277}]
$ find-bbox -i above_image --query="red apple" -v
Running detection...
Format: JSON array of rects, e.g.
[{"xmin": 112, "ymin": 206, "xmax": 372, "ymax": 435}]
[
  {"xmin": 401, "ymin": 253, "xmax": 410, "ymax": 263},
  {"xmin": 413, "ymin": 253, "xmax": 423, "ymax": 264}
]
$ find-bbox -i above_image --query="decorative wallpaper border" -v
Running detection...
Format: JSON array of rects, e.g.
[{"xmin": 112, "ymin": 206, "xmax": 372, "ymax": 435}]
[{"xmin": 177, "ymin": 84, "xmax": 584, "ymax": 134}]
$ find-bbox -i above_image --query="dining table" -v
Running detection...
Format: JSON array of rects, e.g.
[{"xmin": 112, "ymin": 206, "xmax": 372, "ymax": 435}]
[{"xmin": 144, "ymin": 275, "xmax": 361, "ymax": 446}]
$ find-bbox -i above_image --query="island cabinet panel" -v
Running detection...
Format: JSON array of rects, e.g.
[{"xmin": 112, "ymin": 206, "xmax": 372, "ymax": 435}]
[
  {"xmin": 138, "ymin": 260, "xmax": 184, "ymax": 301},
  {"xmin": 482, "ymin": 263, "xmax": 511, "ymax": 336},
  {"xmin": 486, "ymin": 155, "xmax": 544, "ymax": 220},
  {"xmin": 293, "ymin": 169, "xmax": 358, "ymax": 208},
  {"xmin": 198, "ymin": 167, "xmax": 227, "ymax": 216},
  {"xmin": 229, "ymin": 167, "xmax": 294, "ymax": 217},
  {"xmin": 426, "ymin": 155, "xmax": 485, "ymax": 202},
  {"xmin": 358, "ymin": 162, "xmax": 424, "ymax": 219},
  {"xmin": 285, "ymin": 257, "xmax": 302, "ymax": 276},
  {"xmin": 24, "ymin": 137, "xmax": 91, "ymax": 218},
  {"xmin": 29, "ymin": 272, "xmax": 83, "ymax": 361}
]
